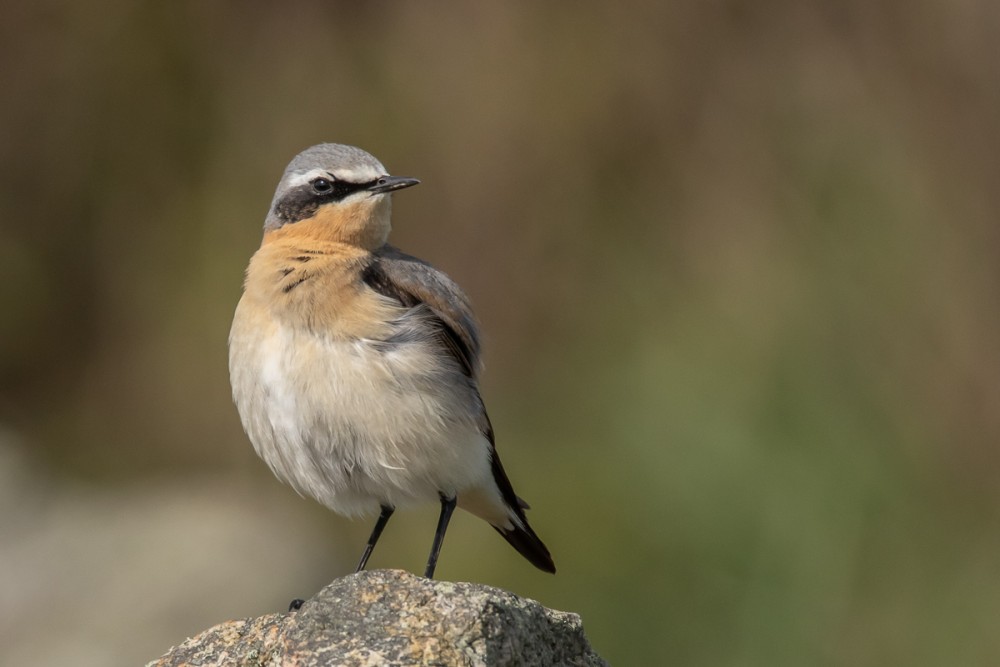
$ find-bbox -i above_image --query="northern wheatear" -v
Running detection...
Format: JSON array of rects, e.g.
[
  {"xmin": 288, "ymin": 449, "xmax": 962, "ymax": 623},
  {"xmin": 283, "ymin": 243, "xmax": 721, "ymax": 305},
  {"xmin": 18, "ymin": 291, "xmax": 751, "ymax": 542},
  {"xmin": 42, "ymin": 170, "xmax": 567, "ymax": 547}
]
[{"xmin": 229, "ymin": 144, "xmax": 555, "ymax": 582}]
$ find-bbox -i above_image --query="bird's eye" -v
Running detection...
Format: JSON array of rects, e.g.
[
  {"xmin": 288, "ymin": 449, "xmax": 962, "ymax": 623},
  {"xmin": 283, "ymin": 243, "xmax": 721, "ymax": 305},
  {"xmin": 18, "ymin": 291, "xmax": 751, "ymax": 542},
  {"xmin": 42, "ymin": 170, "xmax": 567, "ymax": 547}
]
[{"xmin": 311, "ymin": 177, "xmax": 334, "ymax": 194}]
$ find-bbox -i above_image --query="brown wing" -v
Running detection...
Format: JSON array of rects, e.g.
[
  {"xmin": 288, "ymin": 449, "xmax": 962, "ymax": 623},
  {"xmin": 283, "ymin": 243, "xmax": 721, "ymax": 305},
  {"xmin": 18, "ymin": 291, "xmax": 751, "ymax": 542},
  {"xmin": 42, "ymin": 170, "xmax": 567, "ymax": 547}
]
[
  {"xmin": 361, "ymin": 244, "xmax": 481, "ymax": 378},
  {"xmin": 361, "ymin": 245, "xmax": 555, "ymax": 573}
]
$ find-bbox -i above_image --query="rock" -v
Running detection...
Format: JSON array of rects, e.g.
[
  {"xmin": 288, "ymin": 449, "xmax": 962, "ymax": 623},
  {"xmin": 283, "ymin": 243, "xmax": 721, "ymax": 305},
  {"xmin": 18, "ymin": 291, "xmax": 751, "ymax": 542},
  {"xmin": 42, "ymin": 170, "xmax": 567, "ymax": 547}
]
[{"xmin": 148, "ymin": 569, "xmax": 607, "ymax": 667}]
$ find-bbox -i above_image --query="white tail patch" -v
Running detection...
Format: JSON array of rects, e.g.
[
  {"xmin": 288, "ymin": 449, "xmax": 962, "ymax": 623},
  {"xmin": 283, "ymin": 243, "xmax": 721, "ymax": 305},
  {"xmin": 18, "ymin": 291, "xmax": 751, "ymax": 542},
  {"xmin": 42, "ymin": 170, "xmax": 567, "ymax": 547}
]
[{"xmin": 458, "ymin": 485, "xmax": 524, "ymax": 531}]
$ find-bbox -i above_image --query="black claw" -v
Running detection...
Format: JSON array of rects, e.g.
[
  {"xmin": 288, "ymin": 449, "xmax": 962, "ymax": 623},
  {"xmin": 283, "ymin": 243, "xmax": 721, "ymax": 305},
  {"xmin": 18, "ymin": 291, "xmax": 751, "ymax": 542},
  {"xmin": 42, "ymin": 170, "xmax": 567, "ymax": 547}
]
[{"xmin": 288, "ymin": 598, "xmax": 305, "ymax": 612}]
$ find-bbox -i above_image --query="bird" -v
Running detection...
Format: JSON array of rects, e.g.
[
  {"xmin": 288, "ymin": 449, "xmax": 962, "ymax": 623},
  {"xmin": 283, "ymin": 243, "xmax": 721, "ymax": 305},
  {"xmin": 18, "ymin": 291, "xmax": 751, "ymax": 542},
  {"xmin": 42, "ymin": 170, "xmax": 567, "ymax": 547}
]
[{"xmin": 228, "ymin": 143, "xmax": 555, "ymax": 582}]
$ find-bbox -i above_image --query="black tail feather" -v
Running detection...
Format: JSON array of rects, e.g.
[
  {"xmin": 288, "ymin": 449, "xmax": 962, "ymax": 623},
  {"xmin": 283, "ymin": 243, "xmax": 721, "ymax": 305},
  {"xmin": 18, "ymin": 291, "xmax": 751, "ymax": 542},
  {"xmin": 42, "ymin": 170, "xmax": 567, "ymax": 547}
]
[
  {"xmin": 493, "ymin": 520, "xmax": 556, "ymax": 573},
  {"xmin": 482, "ymin": 413, "xmax": 556, "ymax": 574}
]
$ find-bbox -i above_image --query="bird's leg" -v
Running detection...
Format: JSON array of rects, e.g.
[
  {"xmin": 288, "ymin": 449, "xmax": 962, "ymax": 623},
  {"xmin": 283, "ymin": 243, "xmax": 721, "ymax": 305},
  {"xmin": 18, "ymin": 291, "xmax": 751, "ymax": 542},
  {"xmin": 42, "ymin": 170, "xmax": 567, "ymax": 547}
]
[
  {"xmin": 356, "ymin": 504, "xmax": 395, "ymax": 572},
  {"xmin": 424, "ymin": 494, "xmax": 457, "ymax": 579}
]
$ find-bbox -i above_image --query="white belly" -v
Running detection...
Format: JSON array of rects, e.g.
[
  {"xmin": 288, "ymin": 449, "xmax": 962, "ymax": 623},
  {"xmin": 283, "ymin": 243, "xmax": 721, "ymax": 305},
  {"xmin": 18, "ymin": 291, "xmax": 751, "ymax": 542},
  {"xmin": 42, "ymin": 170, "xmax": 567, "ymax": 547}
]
[{"xmin": 229, "ymin": 316, "xmax": 491, "ymax": 517}]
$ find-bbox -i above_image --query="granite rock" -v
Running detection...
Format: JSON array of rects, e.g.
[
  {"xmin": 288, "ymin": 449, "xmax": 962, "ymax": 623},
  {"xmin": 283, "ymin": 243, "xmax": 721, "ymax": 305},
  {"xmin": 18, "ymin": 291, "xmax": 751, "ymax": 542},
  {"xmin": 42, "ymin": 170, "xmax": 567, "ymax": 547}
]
[{"xmin": 149, "ymin": 569, "xmax": 606, "ymax": 667}]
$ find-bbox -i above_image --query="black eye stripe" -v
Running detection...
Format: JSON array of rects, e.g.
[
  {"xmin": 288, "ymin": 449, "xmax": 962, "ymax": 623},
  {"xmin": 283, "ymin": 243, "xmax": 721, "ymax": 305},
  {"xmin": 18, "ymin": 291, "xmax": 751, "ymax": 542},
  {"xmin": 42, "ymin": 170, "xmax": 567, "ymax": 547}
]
[
  {"xmin": 273, "ymin": 178, "xmax": 380, "ymax": 225},
  {"xmin": 319, "ymin": 178, "xmax": 377, "ymax": 200}
]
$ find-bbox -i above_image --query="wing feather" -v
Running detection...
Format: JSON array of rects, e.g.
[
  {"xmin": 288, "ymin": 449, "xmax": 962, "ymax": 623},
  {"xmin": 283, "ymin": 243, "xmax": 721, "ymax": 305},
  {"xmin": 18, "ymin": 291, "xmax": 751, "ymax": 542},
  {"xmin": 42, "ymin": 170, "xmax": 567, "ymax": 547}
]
[
  {"xmin": 360, "ymin": 244, "xmax": 556, "ymax": 573},
  {"xmin": 361, "ymin": 244, "xmax": 481, "ymax": 377}
]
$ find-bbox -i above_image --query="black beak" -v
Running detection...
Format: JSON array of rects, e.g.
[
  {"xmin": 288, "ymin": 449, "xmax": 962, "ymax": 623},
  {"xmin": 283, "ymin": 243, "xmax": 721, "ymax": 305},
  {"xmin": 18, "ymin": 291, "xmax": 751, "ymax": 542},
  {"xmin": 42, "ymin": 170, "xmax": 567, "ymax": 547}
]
[{"xmin": 368, "ymin": 175, "xmax": 420, "ymax": 194}]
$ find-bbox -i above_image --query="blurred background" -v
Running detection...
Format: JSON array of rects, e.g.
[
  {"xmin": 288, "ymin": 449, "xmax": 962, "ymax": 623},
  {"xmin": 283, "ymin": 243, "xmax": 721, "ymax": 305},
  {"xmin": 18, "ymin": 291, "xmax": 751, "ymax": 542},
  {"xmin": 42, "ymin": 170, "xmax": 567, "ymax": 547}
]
[{"xmin": 2, "ymin": 1, "xmax": 999, "ymax": 665}]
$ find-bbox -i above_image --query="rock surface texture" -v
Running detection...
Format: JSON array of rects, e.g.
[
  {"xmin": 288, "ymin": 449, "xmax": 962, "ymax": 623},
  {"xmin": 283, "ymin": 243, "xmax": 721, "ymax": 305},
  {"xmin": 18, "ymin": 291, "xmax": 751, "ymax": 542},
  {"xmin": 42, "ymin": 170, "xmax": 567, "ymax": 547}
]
[{"xmin": 149, "ymin": 569, "xmax": 607, "ymax": 667}]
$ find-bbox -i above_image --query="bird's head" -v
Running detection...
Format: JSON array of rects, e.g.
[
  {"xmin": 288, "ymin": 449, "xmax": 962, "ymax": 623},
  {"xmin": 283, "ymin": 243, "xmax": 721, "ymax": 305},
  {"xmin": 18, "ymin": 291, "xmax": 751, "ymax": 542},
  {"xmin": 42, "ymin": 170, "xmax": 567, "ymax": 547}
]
[{"xmin": 264, "ymin": 143, "xmax": 419, "ymax": 249}]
